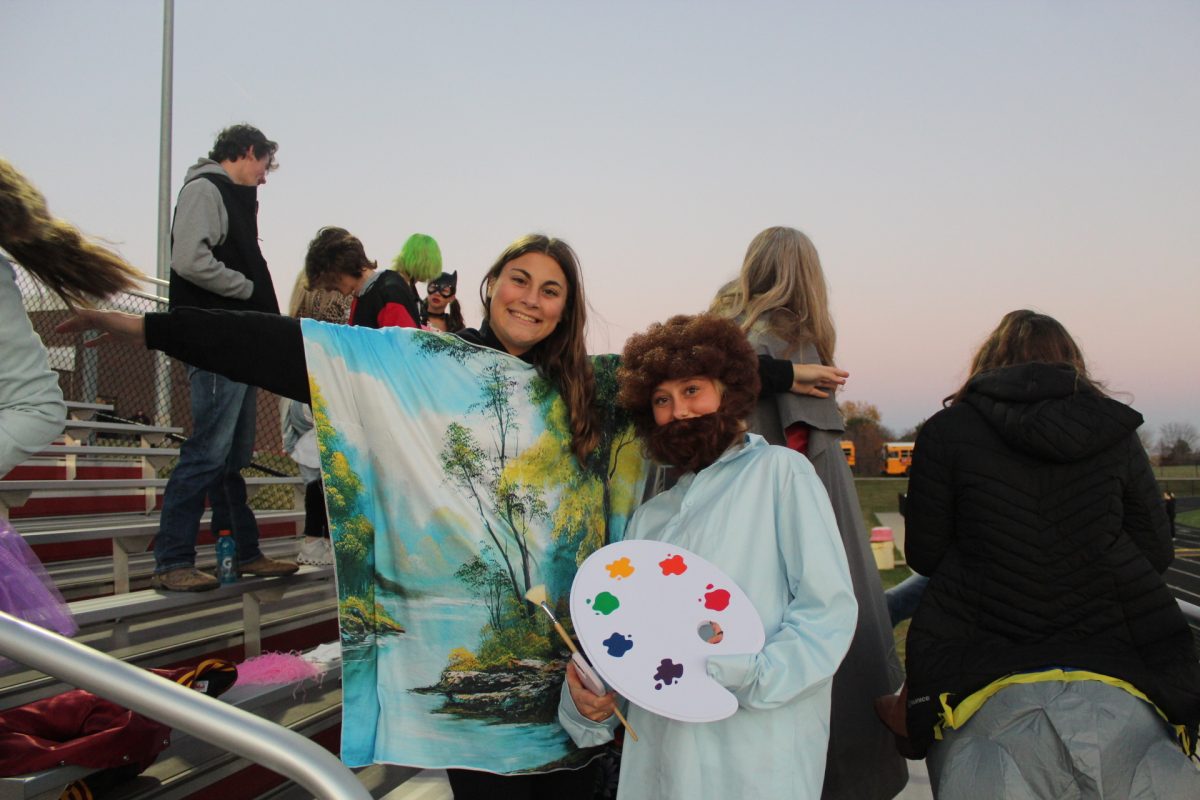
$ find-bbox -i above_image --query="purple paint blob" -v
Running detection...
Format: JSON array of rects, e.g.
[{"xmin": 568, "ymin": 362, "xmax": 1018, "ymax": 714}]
[
  {"xmin": 590, "ymin": 591, "xmax": 620, "ymax": 615},
  {"xmin": 602, "ymin": 632, "xmax": 634, "ymax": 657},
  {"xmin": 652, "ymin": 658, "xmax": 684, "ymax": 690}
]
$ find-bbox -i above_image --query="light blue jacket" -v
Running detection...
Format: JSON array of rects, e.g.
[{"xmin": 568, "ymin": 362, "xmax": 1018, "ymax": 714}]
[
  {"xmin": 0, "ymin": 256, "xmax": 66, "ymax": 477},
  {"xmin": 560, "ymin": 434, "xmax": 857, "ymax": 800}
]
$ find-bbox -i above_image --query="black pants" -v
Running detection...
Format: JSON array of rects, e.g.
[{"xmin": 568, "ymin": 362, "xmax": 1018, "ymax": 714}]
[
  {"xmin": 303, "ymin": 479, "xmax": 329, "ymax": 538},
  {"xmin": 446, "ymin": 762, "xmax": 598, "ymax": 800}
]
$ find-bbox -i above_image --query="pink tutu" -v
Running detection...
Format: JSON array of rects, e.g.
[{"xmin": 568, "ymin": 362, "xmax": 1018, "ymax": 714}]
[{"xmin": 0, "ymin": 518, "xmax": 76, "ymax": 671}]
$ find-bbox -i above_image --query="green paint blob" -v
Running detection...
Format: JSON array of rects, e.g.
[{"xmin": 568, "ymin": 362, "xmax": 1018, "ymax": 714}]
[{"xmin": 592, "ymin": 591, "xmax": 620, "ymax": 615}]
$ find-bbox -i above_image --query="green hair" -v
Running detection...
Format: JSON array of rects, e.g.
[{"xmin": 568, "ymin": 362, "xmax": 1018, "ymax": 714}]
[{"xmin": 391, "ymin": 233, "xmax": 442, "ymax": 281}]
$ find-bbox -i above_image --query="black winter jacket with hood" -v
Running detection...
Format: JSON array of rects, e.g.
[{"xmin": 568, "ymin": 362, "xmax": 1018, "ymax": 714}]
[{"xmin": 903, "ymin": 362, "xmax": 1200, "ymax": 754}]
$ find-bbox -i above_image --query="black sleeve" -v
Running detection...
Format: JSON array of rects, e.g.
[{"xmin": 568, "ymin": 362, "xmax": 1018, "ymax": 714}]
[
  {"xmin": 1122, "ymin": 436, "xmax": 1173, "ymax": 573},
  {"xmin": 904, "ymin": 417, "xmax": 955, "ymax": 577},
  {"xmin": 144, "ymin": 309, "xmax": 310, "ymax": 402},
  {"xmin": 757, "ymin": 355, "xmax": 793, "ymax": 395}
]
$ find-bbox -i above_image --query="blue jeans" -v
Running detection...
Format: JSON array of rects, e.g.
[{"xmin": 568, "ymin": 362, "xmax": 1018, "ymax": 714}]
[
  {"xmin": 885, "ymin": 572, "xmax": 930, "ymax": 627},
  {"xmin": 155, "ymin": 367, "xmax": 262, "ymax": 573}
]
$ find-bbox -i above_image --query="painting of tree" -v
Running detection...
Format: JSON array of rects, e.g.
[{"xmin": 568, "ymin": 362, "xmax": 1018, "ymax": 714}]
[
  {"xmin": 514, "ymin": 355, "xmax": 643, "ymax": 566},
  {"xmin": 439, "ymin": 362, "xmax": 551, "ymax": 637},
  {"xmin": 312, "ymin": 379, "xmax": 402, "ymax": 640}
]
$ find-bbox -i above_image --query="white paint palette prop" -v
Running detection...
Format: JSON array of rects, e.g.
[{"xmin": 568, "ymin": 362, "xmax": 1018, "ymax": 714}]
[{"xmin": 569, "ymin": 539, "xmax": 765, "ymax": 723}]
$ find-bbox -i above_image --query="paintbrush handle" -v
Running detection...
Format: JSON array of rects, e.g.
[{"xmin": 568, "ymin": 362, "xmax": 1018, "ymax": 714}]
[
  {"xmin": 612, "ymin": 706, "xmax": 638, "ymax": 742},
  {"xmin": 552, "ymin": 621, "xmax": 579, "ymax": 654},
  {"xmin": 559, "ymin": 635, "xmax": 639, "ymax": 741}
]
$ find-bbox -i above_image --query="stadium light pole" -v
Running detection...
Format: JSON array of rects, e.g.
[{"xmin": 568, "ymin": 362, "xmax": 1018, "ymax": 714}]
[{"xmin": 153, "ymin": 0, "xmax": 174, "ymax": 426}]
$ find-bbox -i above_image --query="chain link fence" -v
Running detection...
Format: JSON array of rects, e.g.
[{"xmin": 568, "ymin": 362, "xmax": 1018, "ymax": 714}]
[{"xmin": 14, "ymin": 264, "xmax": 299, "ymax": 511}]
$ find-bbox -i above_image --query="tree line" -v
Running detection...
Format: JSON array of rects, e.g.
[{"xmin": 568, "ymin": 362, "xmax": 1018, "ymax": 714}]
[{"xmin": 839, "ymin": 401, "xmax": 1198, "ymax": 474}]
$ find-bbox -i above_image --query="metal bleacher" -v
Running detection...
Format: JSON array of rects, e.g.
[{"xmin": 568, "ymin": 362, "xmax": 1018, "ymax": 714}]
[{"xmin": 0, "ymin": 270, "xmax": 414, "ymax": 799}]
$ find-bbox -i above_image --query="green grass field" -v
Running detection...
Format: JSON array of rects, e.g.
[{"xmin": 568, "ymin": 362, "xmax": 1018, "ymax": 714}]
[
  {"xmin": 853, "ymin": 477, "xmax": 908, "ymax": 528},
  {"xmin": 1153, "ymin": 465, "xmax": 1200, "ymax": 497},
  {"xmin": 1155, "ymin": 465, "xmax": 1200, "ymax": 479}
]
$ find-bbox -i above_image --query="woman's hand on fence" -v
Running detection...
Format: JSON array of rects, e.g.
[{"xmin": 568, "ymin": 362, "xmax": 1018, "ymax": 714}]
[
  {"xmin": 55, "ymin": 309, "xmax": 147, "ymax": 348},
  {"xmin": 791, "ymin": 363, "xmax": 849, "ymax": 398}
]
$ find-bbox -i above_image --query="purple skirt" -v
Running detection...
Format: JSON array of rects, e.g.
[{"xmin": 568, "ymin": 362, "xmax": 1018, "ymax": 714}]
[{"xmin": 0, "ymin": 518, "xmax": 76, "ymax": 671}]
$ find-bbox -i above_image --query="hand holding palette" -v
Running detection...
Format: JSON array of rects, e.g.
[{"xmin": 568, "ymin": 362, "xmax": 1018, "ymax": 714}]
[{"xmin": 569, "ymin": 539, "xmax": 765, "ymax": 722}]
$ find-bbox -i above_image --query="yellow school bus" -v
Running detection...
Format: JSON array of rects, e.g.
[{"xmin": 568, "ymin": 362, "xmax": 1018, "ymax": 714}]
[
  {"xmin": 840, "ymin": 440, "xmax": 856, "ymax": 467},
  {"xmin": 883, "ymin": 442, "xmax": 915, "ymax": 476}
]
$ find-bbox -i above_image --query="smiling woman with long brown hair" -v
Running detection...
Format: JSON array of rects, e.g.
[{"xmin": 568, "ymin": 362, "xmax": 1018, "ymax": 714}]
[{"xmin": 58, "ymin": 232, "xmax": 847, "ymax": 798}]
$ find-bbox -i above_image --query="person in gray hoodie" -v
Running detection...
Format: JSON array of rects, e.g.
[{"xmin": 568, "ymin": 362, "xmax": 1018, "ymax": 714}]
[{"xmin": 155, "ymin": 124, "xmax": 298, "ymax": 592}]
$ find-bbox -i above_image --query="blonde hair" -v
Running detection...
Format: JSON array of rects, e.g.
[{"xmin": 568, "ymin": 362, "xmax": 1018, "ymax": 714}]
[
  {"xmin": 0, "ymin": 159, "xmax": 141, "ymax": 306},
  {"xmin": 287, "ymin": 270, "xmax": 350, "ymax": 322},
  {"xmin": 710, "ymin": 226, "xmax": 836, "ymax": 365}
]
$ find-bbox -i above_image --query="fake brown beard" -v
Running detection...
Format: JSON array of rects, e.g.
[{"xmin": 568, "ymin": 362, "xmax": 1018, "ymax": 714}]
[{"xmin": 642, "ymin": 411, "xmax": 744, "ymax": 474}]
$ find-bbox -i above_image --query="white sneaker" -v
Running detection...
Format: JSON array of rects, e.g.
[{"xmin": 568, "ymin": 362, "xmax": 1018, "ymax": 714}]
[{"xmin": 297, "ymin": 537, "xmax": 334, "ymax": 566}]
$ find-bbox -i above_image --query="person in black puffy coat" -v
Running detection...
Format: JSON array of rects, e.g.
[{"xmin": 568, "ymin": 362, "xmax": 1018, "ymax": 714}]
[{"xmin": 902, "ymin": 309, "xmax": 1200, "ymax": 799}]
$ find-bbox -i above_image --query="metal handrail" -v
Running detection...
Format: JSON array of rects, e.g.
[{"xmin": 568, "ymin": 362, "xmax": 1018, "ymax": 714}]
[{"xmin": 0, "ymin": 612, "xmax": 369, "ymax": 800}]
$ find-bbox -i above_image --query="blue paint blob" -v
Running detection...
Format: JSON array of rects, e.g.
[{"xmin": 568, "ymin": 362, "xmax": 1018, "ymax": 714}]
[{"xmin": 602, "ymin": 632, "xmax": 634, "ymax": 658}]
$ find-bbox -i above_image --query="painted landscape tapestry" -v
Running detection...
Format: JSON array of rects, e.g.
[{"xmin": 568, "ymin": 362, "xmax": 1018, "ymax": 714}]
[{"xmin": 300, "ymin": 321, "xmax": 647, "ymax": 773}]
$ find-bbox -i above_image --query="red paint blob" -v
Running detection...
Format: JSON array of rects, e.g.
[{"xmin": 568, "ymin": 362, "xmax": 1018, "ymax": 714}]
[
  {"xmin": 659, "ymin": 554, "xmax": 688, "ymax": 576},
  {"xmin": 703, "ymin": 588, "xmax": 731, "ymax": 611}
]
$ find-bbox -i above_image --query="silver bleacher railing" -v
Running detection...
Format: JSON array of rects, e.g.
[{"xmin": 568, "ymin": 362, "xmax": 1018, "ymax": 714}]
[{"xmin": 0, "ymin": 612, "xmax": 368, "ymax": 800}]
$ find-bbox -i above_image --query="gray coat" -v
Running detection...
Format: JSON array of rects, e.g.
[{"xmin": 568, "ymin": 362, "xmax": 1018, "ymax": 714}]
[{"xmin": 744, "ymin": 325, "xmax": 908, "ymax": 800}]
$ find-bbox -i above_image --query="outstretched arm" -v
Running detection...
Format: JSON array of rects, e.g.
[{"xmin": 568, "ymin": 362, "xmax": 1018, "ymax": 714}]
[
  {"xmin": 789, "ymin": 362, "xmax": 849, "ymax": 397},
  {"xmin": 57, "ymin": 308, "xmax": 310, "ymax": 402},
  {"xmin": 755, "ymin": 355, "xmax": 848, "ymax": 398}
]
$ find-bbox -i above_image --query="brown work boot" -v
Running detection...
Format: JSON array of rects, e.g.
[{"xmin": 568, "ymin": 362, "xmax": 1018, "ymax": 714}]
[
  {"xmin": 240, "ymin": 554, "xmax": 300, "ymax": 577},
  {"xmin": 152, "ymin": 566, "xmax": 219, "ymax": 592}
]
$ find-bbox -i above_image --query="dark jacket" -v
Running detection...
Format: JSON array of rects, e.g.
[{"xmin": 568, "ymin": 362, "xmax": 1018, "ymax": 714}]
[
  {"xmin": 350, "ymin": 271, "xmax": 421, "ymax": 329},
  {"xmin": 903, "ymin": 362, "xmax": 1199, "ymax": 754},
  {"xmin": 142, "ymin": 312, "xmax": 799, "ymax": 406},
  {"xmin": 168, "ymin": 172, "xmax": 278, "ymax": 314}
]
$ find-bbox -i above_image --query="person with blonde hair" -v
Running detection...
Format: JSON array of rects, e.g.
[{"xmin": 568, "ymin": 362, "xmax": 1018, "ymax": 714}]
[
  {"xmin": 902, "ymin": 309, "xmax": 1200, "ymax": 798},
  {"xmin": 286, "ymin": 269, "xmax": 350, "ymax": 323},
  {"xmin": 712, "ymin": 226, "xmax": 907, "ymax": 800},
  {"xmin": 0, "ymin": 158, "xmax": 142, "ymax": 655}
]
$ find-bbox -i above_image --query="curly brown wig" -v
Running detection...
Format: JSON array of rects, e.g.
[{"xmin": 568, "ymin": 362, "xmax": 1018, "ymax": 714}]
[{"xmin": 618, "ymin": 314, "xmax": 761, "ymax": 438}]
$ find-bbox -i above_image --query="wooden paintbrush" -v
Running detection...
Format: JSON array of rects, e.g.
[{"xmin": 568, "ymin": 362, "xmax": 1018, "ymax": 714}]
[{"xmin": 525, "ymin": 584, "xmax": 638, "ymax": 742}]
